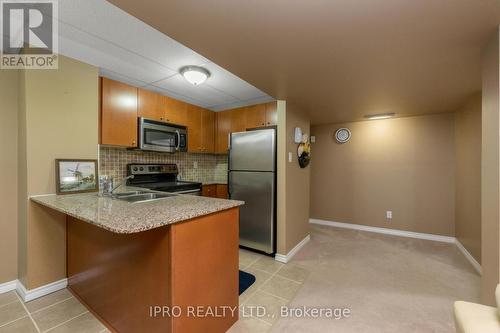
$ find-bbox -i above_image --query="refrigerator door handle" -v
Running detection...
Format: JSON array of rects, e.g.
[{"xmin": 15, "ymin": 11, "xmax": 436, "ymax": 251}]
[{"xmin": 227, "ymin": 172, "xmax": 232, "ymax": 198}]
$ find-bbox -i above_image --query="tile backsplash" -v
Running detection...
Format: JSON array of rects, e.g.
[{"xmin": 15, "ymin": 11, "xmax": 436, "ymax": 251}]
[{"xmin": 99, "ymin": 146, "xmax": 228, "ymax": 184}]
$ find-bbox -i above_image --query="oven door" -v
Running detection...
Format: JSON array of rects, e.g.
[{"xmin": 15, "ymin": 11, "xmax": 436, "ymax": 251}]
[{"xmin": 139, "ymin": 118, "xmax": 186, "ymax": 153}]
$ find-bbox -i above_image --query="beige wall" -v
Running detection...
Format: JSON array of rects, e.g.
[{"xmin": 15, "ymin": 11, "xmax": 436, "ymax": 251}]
[
  {"xmin": 18, "ymin": 56, "xmax": 99, "ymax": 288},
  {"xmin": 276, "ymin": 101, "xmax": 311, "ymax": 255},
  {"xmin": 0, "ymin": 70, "xmax": 19, "ymax": 284},
  {"xmin": 310, "ymin": 113, "xmax": 456, "ymax": 236},
  {"xmin": 455, "ymin": 94, "xmax": 482, "ymax": 264},
  {"xmin": 481, "ymin": 29, "xmax": 500, "ymax": 306}
]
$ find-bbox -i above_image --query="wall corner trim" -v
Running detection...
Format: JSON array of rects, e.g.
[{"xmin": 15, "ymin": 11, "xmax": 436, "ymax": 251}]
[
  {"xmin": 275, "ymin": 234, "xmax": 311, "ymax": 263},
  {"xmin": 0, "ymin": 280, "xmax": 17, "ymax": 294},
  {"xmin": 16, "ymin": 279, "xmax": 68, "ymax": 302},
  {"xmin": 309, "ymin": 219, "xmax": 482, "ymax": 275},
  {"xmin": 455, "ymin": 239, "xmax": 482, "ymax": 275}
]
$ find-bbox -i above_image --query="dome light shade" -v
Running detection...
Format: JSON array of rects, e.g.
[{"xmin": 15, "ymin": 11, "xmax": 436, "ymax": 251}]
[{"xmin": 180, "ymin": 66, "xmax": 210, "ymax": 85}]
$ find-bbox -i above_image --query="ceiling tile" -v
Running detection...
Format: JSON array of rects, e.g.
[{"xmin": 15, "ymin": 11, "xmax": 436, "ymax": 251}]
[
  {"xmin": 209, "ymin": 96, "xmax": 276, "ymax": 111},
  {"xmin": 141, "ymin": 85, "xmax": 207, "ymax": 107},
  {"xmin": 153, "ymin": 75, "xmax": 239, "ymax": 107},
  {"xmin": 59, "ymin": 21, "xmax": 176, "ymax": 83},
  {"xmin": 202, "ymin": 62, "xmax": 269, "ymax": 100},
  {"xmin": 99, "ymin": 69, "xmax": 149, "ymax": 88},
  {"xmin": 59, "ymin": 0, "xmax": 209, "ymax": 72}
]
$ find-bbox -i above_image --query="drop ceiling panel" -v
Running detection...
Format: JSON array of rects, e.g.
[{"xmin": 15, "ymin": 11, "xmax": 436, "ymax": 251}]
[
  {"xmin": 153, "ymin": 75, "xmax": 240, "ymax": 107},
  {"xmin": 55, "ymin": 0, "xmax": 273, "ymax": 111},
  {"xmin": 98, "ymin": 69, "xmax": 149, "ymax": 88},
  {"xmin": 209, "ymin": 95, "xmax": 276, "ymax": 111},
  {"xmin": 201, "ymin": 62, "xmax": 268, "ymax": 101},
  {"xmin": 59, "ymin": 21, "xmax": 176, "ymax": 83},
  {"xmin": 59, "ymin": 0, "xmax": 209, "ymax": 71},
  {"xmin": 142, "ymin": 84, "xmax": 206, "ymax": 107}
]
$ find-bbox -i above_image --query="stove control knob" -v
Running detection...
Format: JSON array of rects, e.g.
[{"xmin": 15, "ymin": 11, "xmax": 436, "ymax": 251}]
[
  {"xmin": 133, "ymin": 167, "xmax": 138, "ymax": 172},
  {"xmin": 139, "ymin": 167, "xmax": 144, "ymax": 172}
]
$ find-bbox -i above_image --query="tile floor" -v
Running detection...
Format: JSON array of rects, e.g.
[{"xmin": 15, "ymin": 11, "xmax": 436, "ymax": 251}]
[
  {"xmin": 0, "ymin": 224, "xmax": 481, "ymax": 333},
  {"xmin": 0, "ymin": 288, "xmax": 108, "ymax": 333}
]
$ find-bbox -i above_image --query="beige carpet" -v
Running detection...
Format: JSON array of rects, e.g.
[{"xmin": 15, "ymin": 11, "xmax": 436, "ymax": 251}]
[{"xmin": 269, "ymin": 225, "xmax": 481, "ymax": 333}]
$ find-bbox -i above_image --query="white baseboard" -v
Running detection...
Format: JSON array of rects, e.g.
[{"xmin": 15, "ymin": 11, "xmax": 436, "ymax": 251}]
[
  {"xmin": 309, "ymin": 218, "xmax": 456, "ymax": 243},
  {"xmin": 310, "ymin": 218, "xmax": 482, "ymax": 275},
  {"xmin": 455, "ymin": 240, "xmax": 482, "ymax": 275},
  {"xmin": 275, "ymin": 235, "xmax": 311, "ymax": 264},
  {"xmin": 16, "ymin": 278, "xmax": 68, "ymax": 302},
  {"xmin": 0, "ymin": 280, "xmax": 17, "ymax": 294}
]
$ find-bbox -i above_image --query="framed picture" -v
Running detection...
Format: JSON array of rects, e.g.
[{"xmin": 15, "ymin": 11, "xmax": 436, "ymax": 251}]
[{"xmin": 56, "ymin": 159, "xmax": 99, "ymax": 195}]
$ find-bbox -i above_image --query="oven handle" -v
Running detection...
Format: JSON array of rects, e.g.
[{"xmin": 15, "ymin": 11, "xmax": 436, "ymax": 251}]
[
  {"xmin": 175, "ymin": 130, "xmax": 180, "ymax": 151},
  {"xmin": 174, "ymin": 189, "xmax": 201, "ymax": 195}
]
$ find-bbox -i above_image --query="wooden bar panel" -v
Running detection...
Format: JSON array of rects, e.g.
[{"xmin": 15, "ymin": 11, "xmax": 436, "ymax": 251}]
[
  {"xmin": 67, "ymin": 217, "xmax": 172, "ymax": 333},
  {"xmin": 170, "ymin": 208, "xmax": 239, "ymax": 333}
]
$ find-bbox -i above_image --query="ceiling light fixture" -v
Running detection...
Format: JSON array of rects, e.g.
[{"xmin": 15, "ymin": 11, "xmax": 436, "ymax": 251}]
[
  {"xmin": 364, "ymin": 113, "xmax": 395, "ymax": 120},
  {"xmin": 180, "ymin": 66, "xmax": 210, "ymax": 85}
]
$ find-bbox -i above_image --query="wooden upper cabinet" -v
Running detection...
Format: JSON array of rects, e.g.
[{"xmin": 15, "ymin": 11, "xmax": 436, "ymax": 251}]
[
  {"xmin": 165, "ymin": 96, "xmax": 188, "ymax": 125},
  {"xmin": 201, "ymin": 108, "xmax": 215, "ymax": 153},
  {"xmin": 186, "ymin": 104, "xmax": 202, "ymax": 153},
  {"xmin": 186, "ymin": 105, "xmax": 216, "ymax": 153},
  {"xmin": 137, "ymin": 88, "xmax": 164, "ymax": 122},
  {"xmin": 265, "ymin": 101, "xmax": 278, "ymax": 126},
  {"xmin": 230, "ymin": 107, "xmax": 246, "ymax": 133},
  {"xmin": 215, "ymin": 111, "xmax": 231, "ymax": 154},
  {"xmin": 100, "ymin": 77, "xmax": 138, "ymax": 148},
  {"xmin": 245, "ymin": 104, "xmax": 266, "ymax": 129}
]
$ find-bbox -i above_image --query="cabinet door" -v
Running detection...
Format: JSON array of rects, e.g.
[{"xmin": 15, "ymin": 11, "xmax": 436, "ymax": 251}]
[
  {"xmin": 245, "ymin": 104, "xmax": 266, "ymax": 129},
  {"xmin": 230, "ymin": 107, "xmax": 247, "ymax": 133},
  {"xmin": 265, "ymin": 101, "xmax": 278, "ymax": 126},
  {"xmin": 165, "ymin": 96, "xmax": 188, "ymax": 125},
  {"xmin": 186, "ymin": 104, "xmax": 203, "ymax": 153},
  {"xmin": 202, "ymin": 185, "xmax": 217, "ymax": 197},
  {"xmin": 215, "ymin": 111, "xmax": 231, "ymax": 154},
  {"xmin": 100, "ymin": 77, "xmax": 138, "ymax": 147},
  {"xmin": 201, "ymin": 108, "xmax": 215, "ymax": 153},
  {"xmin": 216, "ymin": 184, "xmax": 228, "ymax": 199},
  {"xmin": 137, "ymin": 88, "xmax": 164, "ymax": 122}
]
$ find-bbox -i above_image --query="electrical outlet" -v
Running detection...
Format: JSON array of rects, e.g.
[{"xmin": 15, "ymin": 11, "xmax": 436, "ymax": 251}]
[
  {"xmin": 311, "ymin": 135, "xmax": 316, "ymax": 143},
  {"xmin": 193, "ymin": 161, "xmax": 198, "ymax": 169},
  {"xmin": 386, "ymin": 211, "xmax": 393, "ymax": 220}
]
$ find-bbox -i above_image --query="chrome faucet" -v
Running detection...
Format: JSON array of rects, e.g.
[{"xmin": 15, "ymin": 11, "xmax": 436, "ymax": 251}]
[{"xmin": 110, "ymin": 175, "xmax": 135, "ymax": 195}]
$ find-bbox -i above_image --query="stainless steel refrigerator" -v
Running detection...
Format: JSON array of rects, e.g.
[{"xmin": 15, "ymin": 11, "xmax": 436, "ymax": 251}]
[{"xmin": 228, "ymin": 128, "xmax": 276, "ymax": 254}]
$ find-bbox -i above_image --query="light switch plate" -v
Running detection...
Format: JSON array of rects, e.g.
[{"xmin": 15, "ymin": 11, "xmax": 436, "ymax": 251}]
[
  {"xmin": 288, "ymin": 152, "xmax": 293, "ymax": 163},
  {"xmin": 311, "ymin": 135, "xmax": 316, "ymax": 143},
  {"xmin": 193, "ymin": 161, "xmax": 198, "ymax": 169}
]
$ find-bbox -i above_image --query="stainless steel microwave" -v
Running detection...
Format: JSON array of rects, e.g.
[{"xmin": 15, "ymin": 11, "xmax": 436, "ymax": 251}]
[{"xmin": 138, "ymin": 117, "xmax": 187, "ymax": 153}]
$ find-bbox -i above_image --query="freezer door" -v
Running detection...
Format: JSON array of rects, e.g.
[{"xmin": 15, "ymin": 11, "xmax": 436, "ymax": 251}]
[
  {"xmin": 229, "ymin": 129, "xmax": 276, "ymax": 172},
  {"xmin": 229, "ymin": 171, "xmax": 275, "ymax": 254}
]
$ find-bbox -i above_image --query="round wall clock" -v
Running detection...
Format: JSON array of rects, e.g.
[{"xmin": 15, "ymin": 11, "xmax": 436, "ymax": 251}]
[{"xmin": 334, "ymin": 128, "xmax": 351, "ymax": 144}]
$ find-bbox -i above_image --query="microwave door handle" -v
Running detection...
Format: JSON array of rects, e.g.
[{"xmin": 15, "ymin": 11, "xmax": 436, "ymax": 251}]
[{"xmin": 175, "ymin": 130, "xmax": 180, "ymax": 151}]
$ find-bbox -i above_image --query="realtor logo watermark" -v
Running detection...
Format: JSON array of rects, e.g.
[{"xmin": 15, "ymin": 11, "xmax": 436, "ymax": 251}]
[{"xmin": 1, "ymin": 0, "xmax": 58, "ymax": 69}]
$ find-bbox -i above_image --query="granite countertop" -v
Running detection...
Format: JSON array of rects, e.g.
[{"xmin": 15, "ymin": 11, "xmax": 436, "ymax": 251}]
[{"xmin": 30, "ymin": 187, "xmax": 243, "ymax": 234}]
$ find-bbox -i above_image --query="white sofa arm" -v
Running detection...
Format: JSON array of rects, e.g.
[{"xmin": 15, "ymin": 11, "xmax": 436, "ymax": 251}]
[{"xmin": 454, "ymin": 301, "xmax": 500, "ymax": 333}]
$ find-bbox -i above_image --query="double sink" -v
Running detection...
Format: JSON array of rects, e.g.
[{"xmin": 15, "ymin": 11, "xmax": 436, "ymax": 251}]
[{"xmin": 110, "ymin": 191, "xmax": 175, "ymax": 203}]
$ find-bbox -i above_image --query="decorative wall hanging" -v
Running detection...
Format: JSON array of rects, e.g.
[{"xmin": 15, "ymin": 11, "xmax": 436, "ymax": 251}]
[
  {"xmin": 334, "ymin": 128, "xmax": 351, "ymax": 144},
  {"xmin": 297, "ymin": 134, "xmax": 311, "ymax": 168},
  {"xmin": 56, "ymin": 159, "xmax": 99, "ymax": 194}
]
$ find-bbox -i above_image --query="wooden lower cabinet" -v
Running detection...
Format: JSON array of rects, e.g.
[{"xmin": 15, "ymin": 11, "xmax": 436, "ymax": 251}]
[
  {"xmin": 202, "ymin": 184, "xmax": 217, "ymax": 198},
  {"xmin": 67, "ymin": 208, "xmax": 239, "ymax": 333},
  {"xmin": 216, "ymin": 185, "xmax": 229, "ymax": 199},
  {"xmin": 203, "ymin": 184, "xmax": 228, "ymax": 199}
]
